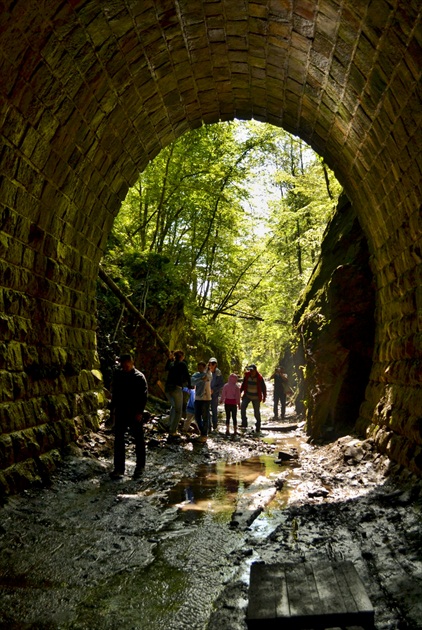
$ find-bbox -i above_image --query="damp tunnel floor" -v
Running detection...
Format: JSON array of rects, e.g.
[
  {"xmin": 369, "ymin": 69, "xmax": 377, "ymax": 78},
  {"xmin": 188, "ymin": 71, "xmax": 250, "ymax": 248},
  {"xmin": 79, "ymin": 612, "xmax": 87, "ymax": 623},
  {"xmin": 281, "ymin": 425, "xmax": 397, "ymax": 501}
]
[{"xmin": 0, "ymin": 402, "xmax": 421, "ymax": 630}]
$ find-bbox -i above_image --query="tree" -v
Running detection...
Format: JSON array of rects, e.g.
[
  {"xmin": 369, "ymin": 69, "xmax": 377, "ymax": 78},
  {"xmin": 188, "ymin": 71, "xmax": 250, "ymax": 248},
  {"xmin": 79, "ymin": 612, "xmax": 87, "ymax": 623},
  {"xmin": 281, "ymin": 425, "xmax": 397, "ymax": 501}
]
[{"xmin": 98, "ymin": 121, "xmax": 342, "ymax": 378}]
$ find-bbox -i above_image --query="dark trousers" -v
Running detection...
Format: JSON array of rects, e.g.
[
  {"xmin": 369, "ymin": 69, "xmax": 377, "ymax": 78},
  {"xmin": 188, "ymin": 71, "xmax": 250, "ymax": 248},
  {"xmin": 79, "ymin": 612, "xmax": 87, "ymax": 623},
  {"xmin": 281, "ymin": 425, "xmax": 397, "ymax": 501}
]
[
  {"xmin": 273, "ymin": 389, "xmax": 286, "ymax": 419},
  {"xmin": 195, "ymin": 400, "xmax": 210, "ymax": 436},
  {"xmin": 209, "ymin": 392, "xmax": 219, "ymax": 430},
  {"xmin": 114, "ymin": 411, "xmax": 146, "ymax": 473},
  {"xmin": 225, "ymin": 404, "xmax": 238, "ymax": 430},
  {"xmin": 241, "ymin": 396, "xmax": 261, "ymax": 430}
]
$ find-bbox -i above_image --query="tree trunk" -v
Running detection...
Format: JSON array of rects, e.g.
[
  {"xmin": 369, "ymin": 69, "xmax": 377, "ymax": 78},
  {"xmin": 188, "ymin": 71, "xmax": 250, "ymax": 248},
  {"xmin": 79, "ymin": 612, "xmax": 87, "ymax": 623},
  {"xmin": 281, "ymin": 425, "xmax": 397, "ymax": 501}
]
[
  {"xmin": 98, "ymin": 266, "xmax": 169, "ymax": 356},
  {"xmin": 296, "ymin": 218, "xmax": 303, "ymax": 276}
]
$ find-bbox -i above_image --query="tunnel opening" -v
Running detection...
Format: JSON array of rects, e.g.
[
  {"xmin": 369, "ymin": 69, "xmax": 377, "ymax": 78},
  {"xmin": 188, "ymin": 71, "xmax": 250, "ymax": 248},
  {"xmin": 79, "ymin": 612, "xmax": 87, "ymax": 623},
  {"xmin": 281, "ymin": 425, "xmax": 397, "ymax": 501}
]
[
  {"xmin": 96, "ymin": 120, "xmax": 376, "ymax": 444},
  {"xmin": 0, "ymin": 0, "xmax": 420, "ymax": 497},
  {"xmin": 95, "ymin": 120, "xmax": 343, "ymax": 367}
]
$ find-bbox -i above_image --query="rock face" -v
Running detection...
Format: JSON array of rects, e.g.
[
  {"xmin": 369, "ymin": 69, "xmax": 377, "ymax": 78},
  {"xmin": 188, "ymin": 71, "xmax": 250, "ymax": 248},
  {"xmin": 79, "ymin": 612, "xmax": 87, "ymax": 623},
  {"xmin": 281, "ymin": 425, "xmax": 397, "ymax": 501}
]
[
  {"xmin": 0, "ymin": 1, "xmax": 420, "ymax": 493},
  {"xmin": 294, "ymin": 195, "xmax": 375, "ymax": 441}
]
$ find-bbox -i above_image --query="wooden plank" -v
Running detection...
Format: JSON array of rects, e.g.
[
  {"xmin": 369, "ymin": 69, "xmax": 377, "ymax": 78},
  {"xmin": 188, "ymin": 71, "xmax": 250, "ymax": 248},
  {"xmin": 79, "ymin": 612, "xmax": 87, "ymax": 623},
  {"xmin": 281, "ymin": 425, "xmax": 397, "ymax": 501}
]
[
  {"xmin": 336, "ymin": 561, "xmax": 374, "ymax": 616},
  {"xmin": 260, "ymin": 423, "xmax": 298, "ymax": 432},
  {"xmin": 332, "ymin": 561, "xmax": 359, "ymax": 613},
  {"xmin": 273, "ymin": 564, "xmax": 290, "ymax": 619},
  {"xmin": 247, "ymin": 562, "xmax": 277, "ymax": 621},
  {"xmin": 302, "ymin": 561, "xmax": 328, "ymax": 614},
  {"xmin": 312, "ymin": 561, "xmax": 347, "ymax": 614},
  {"xmin": 247, "ymin": 561, "xmax": 374, "ymax": 629},
  {"xmin": 285, "ymin": 562, "xmax": 320, "ymax": 618},
  {"xmin": 247, "ymin": 563, "xmax": 290, "ymax": 628}
]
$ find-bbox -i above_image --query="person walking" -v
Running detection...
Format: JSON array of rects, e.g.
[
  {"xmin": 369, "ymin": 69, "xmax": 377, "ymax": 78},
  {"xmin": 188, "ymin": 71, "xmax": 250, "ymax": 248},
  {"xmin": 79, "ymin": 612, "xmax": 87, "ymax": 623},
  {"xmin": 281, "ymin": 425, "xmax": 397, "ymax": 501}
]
[
  {"xmin": 220, "ymin": 373, "xmax": 241, "ymax": 436},
  {"xmin": 110, "ymin": 353, "xmax": 148, "ymax": 479},
  {"xmin": 191, "ymin": 361, "xmax": 212, "ymax": 442},
  {"xmin": 208, "ymin": 357, "xmax": 224, "ymax": 432},
  {"xmin": 164, "ymin": 350, "xmax": 191, "ymax": 441},
  {"xmin": 270, "ymin": 365, "xmax": 289, "ymax": 420},
  {"xmin": 240, "ymin": 363, "xmax": 267, "ymax": 433}
]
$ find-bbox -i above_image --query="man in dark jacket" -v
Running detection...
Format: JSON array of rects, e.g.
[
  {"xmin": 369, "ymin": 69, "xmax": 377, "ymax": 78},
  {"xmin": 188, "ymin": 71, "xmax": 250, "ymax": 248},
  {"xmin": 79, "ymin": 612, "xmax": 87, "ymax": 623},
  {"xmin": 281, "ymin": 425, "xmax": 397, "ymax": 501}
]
[
  {"xmin": 270, "ymin": 365, "xmax": 289, "ymax": 420},
  {"xmin": 165, "ymin": 349, "xmax": 191, "ymax": 440},
  {"xmin": 110, "ymin": 354, "xmax": 148, "ymax": 479},
  {"xmin": 240, "ymin": 364, "xmax": 267, "ymax": 432}
]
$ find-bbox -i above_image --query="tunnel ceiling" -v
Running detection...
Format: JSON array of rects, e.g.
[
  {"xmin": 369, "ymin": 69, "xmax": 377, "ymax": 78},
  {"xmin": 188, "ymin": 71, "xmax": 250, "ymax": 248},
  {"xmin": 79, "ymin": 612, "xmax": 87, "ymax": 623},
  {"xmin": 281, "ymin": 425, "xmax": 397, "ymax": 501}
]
[
  {"xmin": 0, "ymin": 1, "xmax": 421, "ymax": 491},
  {"xmin": 0, "ymin": 0, "xmax": 420, "ymax": 257}
]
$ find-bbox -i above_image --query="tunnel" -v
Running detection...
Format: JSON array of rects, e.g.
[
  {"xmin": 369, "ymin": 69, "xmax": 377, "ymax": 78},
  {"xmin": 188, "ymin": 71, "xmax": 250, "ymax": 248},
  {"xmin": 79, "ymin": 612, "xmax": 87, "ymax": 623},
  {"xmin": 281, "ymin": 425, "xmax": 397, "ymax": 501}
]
[{"xmin": 0, "ymin": 0, "xmax": 420, "ymax": 494}]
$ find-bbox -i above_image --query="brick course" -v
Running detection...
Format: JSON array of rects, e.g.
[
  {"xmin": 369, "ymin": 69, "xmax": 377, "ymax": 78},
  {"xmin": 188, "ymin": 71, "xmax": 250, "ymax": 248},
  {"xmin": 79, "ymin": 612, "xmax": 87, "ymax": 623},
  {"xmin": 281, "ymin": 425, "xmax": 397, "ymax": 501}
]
[{"xmin": 0, "ymin": 0, "xmax": 420, "ymax": 490}]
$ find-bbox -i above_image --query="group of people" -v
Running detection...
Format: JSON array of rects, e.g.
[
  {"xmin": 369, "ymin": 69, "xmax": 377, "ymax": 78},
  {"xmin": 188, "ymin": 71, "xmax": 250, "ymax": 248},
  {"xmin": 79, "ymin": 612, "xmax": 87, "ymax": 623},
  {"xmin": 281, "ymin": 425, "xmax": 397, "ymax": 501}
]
[
  {"xmin": 109, "ymin": 351, "xmax": 290, "ymax": 479},
  {"xmin": 163, "ymin": 351, "xmax": 225, "ymax": 443},
  {"xmin": 164, "ymin": 352, "xmax": 274, "ymax": 441}
]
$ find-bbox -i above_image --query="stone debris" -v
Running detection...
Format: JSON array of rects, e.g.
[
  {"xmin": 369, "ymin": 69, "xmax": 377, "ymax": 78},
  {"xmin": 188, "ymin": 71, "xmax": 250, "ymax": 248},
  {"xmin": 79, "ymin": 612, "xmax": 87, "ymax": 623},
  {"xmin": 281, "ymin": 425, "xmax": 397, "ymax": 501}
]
[{"xmin": 0, "ymin": 413, "xmax": 421, "ymax": 630}]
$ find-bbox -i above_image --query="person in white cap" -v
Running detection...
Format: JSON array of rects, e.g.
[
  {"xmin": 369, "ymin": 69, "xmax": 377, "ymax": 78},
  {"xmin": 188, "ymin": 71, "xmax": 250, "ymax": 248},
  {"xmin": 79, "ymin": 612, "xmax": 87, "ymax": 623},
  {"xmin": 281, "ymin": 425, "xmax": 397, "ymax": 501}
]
[{"xmin": 208, "ymin": 357, "xmax": 224, "ymax": 432}]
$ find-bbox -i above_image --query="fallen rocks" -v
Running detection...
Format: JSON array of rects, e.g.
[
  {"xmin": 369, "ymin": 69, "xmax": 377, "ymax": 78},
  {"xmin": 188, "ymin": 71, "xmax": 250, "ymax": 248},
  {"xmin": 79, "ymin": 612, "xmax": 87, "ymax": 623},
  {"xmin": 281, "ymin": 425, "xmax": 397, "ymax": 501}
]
[
  {"xmin": 229, "ymin": 476, "xmax": 278, "ymax": 529},
  {"xmin": 276, "ymin": 449, "xmax": 298, "ymax": 462}
]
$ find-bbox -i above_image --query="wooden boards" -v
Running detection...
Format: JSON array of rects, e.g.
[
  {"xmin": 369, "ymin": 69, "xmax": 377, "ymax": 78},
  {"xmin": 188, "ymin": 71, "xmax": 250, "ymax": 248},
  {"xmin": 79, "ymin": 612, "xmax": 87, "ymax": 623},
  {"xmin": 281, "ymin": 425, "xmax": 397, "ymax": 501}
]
[
  {"xmin": 260, "ymin": 423, "xmax": 298, "ymax": 432},
  {"xmin": 247, "ymin": 560, "xmax": 374, "ymax": 629}
]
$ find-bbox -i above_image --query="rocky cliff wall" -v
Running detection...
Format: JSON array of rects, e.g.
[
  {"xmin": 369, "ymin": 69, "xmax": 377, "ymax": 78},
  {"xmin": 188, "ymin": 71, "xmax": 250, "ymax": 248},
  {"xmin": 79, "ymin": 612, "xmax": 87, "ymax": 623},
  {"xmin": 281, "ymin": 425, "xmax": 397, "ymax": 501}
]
[
  {"xmin": 294, "ymin": 195, "xmax": 376, "ymax": 440},
  {"xmin": 295, "ymin": 195, "xmax": 422, "ymax": 475}
]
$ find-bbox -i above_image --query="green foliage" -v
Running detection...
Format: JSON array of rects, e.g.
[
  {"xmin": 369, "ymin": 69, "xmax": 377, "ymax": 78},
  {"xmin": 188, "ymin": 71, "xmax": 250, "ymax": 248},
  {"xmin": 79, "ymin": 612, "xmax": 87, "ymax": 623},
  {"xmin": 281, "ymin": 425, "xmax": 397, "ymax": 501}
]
[
  {"xmin": 98, "ymin": 120, "xmax": 341, "ymax": 377},
  {"xmin": 96, "ymin": 251, "xmax": 189, "ymax": 386},
  {"xmin": 230, "ymin": 129, "xmax": 341, "ymax": 374}
]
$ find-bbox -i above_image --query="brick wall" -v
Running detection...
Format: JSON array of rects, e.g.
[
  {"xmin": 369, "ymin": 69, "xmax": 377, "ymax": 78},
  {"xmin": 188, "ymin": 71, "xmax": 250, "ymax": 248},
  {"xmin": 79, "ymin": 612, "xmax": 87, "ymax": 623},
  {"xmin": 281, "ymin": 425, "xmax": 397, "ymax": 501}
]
[{"xmin": 0, "ymin": 0, "xmax": 420, "ymax": 491}]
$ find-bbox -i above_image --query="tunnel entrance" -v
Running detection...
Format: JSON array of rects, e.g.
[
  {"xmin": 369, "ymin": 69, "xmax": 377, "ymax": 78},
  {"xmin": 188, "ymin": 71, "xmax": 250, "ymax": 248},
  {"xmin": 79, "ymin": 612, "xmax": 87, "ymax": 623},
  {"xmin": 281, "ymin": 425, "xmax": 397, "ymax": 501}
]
[
  {"xmin": 96, "ymin": 120, "xmax": 375, "ymax": 443},
  {"xmin": 95, "ymin": 121, "xmax": 342, "ymax": 381},
  {"xmin": 0, "ymin": 1, "xmax": 420, "ymax": 495}
]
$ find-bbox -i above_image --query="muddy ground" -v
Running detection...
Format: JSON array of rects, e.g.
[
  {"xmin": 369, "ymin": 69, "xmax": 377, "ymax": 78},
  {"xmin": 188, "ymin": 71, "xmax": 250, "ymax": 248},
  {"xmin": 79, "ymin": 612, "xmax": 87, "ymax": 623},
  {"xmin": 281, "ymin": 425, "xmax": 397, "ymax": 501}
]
[{"xmin": 0, "ymin": 398, "xmax": 421, "ymax": 630}]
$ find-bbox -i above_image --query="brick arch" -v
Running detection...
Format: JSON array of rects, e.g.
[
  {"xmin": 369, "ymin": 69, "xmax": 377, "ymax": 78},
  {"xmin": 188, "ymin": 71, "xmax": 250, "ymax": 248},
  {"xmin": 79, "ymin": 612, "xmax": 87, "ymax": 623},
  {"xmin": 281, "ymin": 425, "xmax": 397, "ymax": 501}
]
[{"xmin": 0, "ymin": 1, "xmax": 420, "ymax": 491}]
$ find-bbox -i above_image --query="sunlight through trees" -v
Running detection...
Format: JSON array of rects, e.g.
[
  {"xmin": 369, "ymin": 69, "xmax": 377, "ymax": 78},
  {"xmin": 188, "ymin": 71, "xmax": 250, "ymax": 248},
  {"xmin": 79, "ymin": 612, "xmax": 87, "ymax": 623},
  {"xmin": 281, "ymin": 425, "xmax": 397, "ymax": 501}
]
[{"xmin": 98, "ymin": 121, "xmax": 342, "ymax": 375}]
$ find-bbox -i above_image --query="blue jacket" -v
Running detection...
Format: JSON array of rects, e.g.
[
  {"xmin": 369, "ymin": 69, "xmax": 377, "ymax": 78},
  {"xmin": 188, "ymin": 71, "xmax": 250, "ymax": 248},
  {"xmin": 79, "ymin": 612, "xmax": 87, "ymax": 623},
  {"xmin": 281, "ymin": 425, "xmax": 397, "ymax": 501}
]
[
  {"xmin": 184, "ymin": 387, "xmax": 196, "ymax": 414},
  {"xmin": 211, "ymin": 368, "xmax": 224, "ymax": 398}
]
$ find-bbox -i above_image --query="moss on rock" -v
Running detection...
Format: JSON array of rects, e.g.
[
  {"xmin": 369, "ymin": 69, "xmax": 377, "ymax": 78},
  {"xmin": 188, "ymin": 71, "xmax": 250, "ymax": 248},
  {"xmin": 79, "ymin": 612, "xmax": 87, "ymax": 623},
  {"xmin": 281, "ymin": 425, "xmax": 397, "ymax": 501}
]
[{"xmin": 294, "ymin": 195, "xmax": 376, "ymax": 440}]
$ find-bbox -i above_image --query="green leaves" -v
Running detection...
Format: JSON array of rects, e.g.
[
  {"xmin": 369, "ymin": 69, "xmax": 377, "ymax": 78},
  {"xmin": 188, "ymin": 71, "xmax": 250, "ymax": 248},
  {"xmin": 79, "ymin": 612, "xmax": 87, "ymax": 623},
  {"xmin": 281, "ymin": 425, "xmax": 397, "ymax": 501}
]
[{"xmin": 100, "ymin": 121, "xmax": 341, "ymax": 374}]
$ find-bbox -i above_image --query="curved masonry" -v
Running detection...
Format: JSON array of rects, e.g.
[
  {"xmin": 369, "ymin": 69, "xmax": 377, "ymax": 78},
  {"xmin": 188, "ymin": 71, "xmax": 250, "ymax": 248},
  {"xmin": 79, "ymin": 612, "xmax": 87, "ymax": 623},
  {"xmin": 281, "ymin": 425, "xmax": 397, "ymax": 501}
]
[{"xmin": 0, "ymin": 0, "xmax": 420, "ymax": 492}]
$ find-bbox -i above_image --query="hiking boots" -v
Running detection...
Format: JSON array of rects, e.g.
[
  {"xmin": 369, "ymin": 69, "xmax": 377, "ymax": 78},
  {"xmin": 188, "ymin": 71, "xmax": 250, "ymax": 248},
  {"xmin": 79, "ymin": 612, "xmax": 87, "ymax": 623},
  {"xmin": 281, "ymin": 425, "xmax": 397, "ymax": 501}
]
[
  {"xmin": 109, "ymin": 469, "xmax": 124, "ymax": 479},
  {"xmin": 133, "ymin": 466, "xmax": 144, "ymax": 479},
  {"xmin": 167, "ymin": 433, "xmax": 182, "ymax": 444}
]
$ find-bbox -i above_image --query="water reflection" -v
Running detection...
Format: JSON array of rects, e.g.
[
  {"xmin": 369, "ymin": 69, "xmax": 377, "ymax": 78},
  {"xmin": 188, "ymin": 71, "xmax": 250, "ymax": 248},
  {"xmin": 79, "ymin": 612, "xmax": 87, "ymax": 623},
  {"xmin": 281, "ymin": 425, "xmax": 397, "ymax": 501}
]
[{"xmin": 166, "ymin": 450, "xmax": 296, "ymax": 523}]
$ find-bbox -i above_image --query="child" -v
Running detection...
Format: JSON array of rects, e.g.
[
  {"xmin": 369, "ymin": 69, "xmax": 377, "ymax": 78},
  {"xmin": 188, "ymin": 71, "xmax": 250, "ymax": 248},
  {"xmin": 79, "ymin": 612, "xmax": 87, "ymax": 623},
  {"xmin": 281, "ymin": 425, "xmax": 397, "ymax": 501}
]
[{"xmin": 220, "ymin": 373, "xmax": 241, "ymax": 436}]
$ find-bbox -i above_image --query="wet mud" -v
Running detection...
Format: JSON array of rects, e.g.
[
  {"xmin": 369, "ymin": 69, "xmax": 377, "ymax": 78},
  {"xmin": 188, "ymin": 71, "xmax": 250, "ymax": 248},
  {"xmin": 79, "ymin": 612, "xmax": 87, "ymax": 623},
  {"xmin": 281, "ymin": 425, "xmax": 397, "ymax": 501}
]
[{"xmin": 0, "ymin": 399, "xmax": 421, "ymax": 630}]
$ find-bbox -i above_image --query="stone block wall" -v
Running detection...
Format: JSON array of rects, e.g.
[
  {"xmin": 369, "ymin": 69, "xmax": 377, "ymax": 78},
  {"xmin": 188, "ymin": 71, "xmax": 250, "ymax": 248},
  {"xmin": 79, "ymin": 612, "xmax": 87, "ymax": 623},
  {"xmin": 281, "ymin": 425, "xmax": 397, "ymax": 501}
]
[
  {"xmin": 0, "ymin": 1, "xmax": 420, "ymax": 492},
  {"xmin": 0, "ymin": 90, "xmax": 115, "ymax": 493},
  {"xmin": 357, "ymin": 208, "xmax": 422, "ymax": 473},
  {"xmin": 0, "ymin": 199, "xmax": 107, "ymax": 492}
]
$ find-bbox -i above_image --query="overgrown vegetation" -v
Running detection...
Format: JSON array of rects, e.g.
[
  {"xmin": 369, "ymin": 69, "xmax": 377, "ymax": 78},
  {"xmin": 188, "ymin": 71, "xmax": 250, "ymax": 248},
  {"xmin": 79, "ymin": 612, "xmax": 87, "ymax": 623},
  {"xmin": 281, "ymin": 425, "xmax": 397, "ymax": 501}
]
[{"xmin": 97, "ymin": 121, "xmax": 341, "ymax": 382}]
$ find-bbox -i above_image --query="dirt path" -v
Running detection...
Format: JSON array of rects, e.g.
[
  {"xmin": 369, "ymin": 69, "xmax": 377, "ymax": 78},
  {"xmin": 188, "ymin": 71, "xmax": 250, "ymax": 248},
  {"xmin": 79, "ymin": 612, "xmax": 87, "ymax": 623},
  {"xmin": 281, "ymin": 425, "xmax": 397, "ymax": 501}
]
[{"xmin": 0, "ymin": 403, "xmax": 421, "ymax": 630}]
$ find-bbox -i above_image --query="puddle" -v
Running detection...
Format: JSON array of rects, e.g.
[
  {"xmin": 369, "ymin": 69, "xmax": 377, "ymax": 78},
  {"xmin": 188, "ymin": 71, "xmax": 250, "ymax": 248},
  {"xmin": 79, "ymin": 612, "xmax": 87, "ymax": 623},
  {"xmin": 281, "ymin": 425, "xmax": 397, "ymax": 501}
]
[
  {"xmin": 0, "ymin": 419, "xmax": 310, "ymax": 630},
  {"xmin": 3, "ymin": 412, "xmax": 416, "ymax": 630},
  {"xmin": 166, "ymin": 432, "xmax": 304, "ymax": 527}
]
